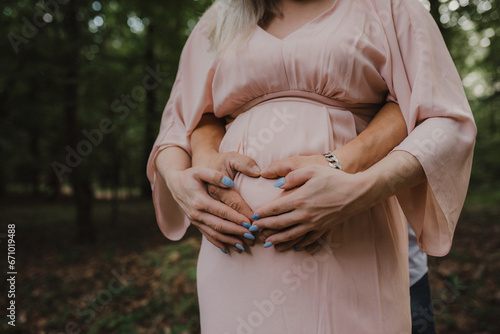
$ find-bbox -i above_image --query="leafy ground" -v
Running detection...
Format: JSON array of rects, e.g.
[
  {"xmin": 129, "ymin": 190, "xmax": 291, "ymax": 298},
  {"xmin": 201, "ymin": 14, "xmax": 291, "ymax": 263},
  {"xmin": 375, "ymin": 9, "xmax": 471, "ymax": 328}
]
[
  {"xmin": 0, "ymin": 189, "xmax": 499, "ymax": 334},
  {"xmin": 427, "ymin": 188, "xmax": 500, "ymax": 333}
]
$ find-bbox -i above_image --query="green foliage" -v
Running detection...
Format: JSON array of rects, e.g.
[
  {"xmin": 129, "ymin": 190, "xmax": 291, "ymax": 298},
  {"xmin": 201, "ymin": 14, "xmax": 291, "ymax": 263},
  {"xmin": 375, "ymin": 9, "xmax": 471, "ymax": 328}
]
[
  {"xmin": 1, "ymin": 0, "xmax": 498, "ymax": 204},
  {"xmin": 0, "ymin": 0, "xmax": 214, "ymax": 199}
]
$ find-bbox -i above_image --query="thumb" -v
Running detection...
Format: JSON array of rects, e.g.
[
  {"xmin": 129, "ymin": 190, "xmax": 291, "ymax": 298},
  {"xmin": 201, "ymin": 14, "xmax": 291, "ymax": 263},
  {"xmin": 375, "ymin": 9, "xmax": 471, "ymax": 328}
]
[
  {"xmin": 274, "ymin": 166, "xmax": 315, "ymax": 190},
  {"xmin": 227, "ymin": 153, "xmax": 261, "ymax": 177},
  {"xmin": 192, "ymin": 166, "xmax": 235, "ymax": 189},
  {"xmin": 261, "ymin": 158, "xmax": 296, "ymax": 179}
]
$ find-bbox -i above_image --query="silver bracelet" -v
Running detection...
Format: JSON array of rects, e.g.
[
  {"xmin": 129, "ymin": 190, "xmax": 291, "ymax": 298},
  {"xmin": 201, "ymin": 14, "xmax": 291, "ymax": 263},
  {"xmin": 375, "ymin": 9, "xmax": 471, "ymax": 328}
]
[{"xmin": 324, "ymin": 151, "xmax": 342, "ymax": 170}]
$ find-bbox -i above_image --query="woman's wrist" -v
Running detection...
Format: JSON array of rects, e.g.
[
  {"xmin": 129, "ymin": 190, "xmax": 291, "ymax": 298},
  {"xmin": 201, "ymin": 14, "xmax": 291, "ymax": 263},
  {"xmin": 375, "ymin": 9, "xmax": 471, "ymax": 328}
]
[
  {"xmin": 155, "ymin": 146, "xmax": 191, "ymax": 185},
  {"xmin": 358, "ymin": 151, "xmax": 426, "ymax": 205},
  {"xmin": 331, "ymin": 150, "xmax": 354, "ymax": 173},
  {"xmin": 164, "ymin": 168, "xmax": 183, "ymax": 187},
  {"xmin": 356, "ymin": 168, "xmax": 385, "ymax": 208}
]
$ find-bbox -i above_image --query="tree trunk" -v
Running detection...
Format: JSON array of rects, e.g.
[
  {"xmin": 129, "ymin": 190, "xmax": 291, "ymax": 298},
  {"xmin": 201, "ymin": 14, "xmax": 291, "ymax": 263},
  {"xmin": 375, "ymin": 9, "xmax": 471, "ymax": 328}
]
[
  {"xmin": 110, "ymin": 136, "xmax": 120, "ymax": 227},
  {"xmin": 29, "ymin": 127, "xmax": 41, "ymax": 197},
  {"xmin": 63, "ymin": 0, "xmax": 94, "ymax": 243},
  {"xmin": 49, "ymin": 164, "xmax": 62, "ymax": 201},
  {"xmin": 141, "ymin": 23, "xmax": 157, "ymax": 198}
]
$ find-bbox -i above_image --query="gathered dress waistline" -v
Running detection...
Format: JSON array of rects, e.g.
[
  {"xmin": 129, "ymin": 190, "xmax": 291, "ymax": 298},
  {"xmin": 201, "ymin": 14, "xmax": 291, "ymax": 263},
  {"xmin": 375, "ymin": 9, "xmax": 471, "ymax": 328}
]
[{"xmin": 226, "ymin": 90, "xmax": 383, "ymax": 121}]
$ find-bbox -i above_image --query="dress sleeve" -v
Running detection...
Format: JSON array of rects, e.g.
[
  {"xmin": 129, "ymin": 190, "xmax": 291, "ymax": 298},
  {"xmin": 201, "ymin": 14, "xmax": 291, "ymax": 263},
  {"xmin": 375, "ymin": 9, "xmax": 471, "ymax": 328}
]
[
  {"xmin": 146, "ymin": 10, "xmax": 217, "ymax": 241},
  {"xmin": 378, "ymin": 0, "xmax": 477, "ymax": 256}
]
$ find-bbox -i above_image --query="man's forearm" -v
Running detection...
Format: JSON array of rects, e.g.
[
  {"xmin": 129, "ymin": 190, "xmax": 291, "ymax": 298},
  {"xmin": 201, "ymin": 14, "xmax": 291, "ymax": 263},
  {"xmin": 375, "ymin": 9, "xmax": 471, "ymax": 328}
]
[
  {"xmin": 191, "ymin": 113, "xmax": 226, "ymax": 166},
  {"xmin": 189, "ymin": 103, "xmax": 407, "ymax": 174},
  {"xmin": 156, "ymin": 113, "xmax": 223, "ymax": 182},
  {"xmin": 335, "ymin": 102, "xmax": 407, "ymax": 173}
]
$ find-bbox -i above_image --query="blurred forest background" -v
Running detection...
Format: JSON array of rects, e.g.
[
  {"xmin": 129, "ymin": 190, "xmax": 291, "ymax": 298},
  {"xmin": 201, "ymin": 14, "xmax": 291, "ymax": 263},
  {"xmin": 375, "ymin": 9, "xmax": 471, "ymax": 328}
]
[{"xmin": 0, "ymin": 0, "xmax": 499, "ymax": 333}]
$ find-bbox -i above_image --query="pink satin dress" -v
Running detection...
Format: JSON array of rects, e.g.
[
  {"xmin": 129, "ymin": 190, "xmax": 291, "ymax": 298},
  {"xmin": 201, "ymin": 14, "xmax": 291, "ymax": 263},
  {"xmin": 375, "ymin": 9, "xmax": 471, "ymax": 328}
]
[{"xmin": 147, "ymin": 0, "xmax": 476, "ymax": 332}]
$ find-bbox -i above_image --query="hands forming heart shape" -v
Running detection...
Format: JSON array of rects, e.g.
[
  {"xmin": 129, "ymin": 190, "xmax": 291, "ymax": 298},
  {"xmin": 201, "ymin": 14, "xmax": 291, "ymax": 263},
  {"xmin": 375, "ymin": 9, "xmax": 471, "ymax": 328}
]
[{"xmin": 165, "ymin": 151, "xmax": 373, "ymax": 255}]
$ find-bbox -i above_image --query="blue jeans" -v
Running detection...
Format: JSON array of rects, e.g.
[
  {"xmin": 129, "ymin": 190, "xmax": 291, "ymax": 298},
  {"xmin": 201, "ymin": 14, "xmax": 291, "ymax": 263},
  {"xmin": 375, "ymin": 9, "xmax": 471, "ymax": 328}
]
[{"xmin": 410, "ymin": 273, "xmax": 436, "ymax": 334}]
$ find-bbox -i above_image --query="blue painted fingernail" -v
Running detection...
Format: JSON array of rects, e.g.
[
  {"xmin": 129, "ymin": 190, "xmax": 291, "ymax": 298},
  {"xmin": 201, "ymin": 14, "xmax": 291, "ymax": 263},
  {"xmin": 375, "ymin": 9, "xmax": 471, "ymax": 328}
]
[
  {"xmin": 264, "ymin": 242, "xmax": 273, "ymax": 248},
  {"xmin": 222, "ymin": 176, "xmax": 235, "ymax": 187},
  {"xmin": 220, "ymin": 248, "xmax": 227, "ymax": 254},
  {"xmin": 236, "ymin": 243, "xmax": 245, "ymax": 251},
  {"xmin": 274, "ymin": 177, "xmax": 285, "ymax": 187},
  {"xmin": 242, "ymin": 222, "xmax": 251, "ymax": 229},
  {"xmin": 244, "ymin": 233, "xmax": 255, "ymax": 240},
  {"xmin": 252, "ymin": 214, "xmax": 260, "ymax": 220},
  {"xmin": 294, "ymin": 247, "xmax": 302, "ymax": 251},
  {"xmin": 249, "ymin": 225, "xmax": 259, "ymax": 232}
]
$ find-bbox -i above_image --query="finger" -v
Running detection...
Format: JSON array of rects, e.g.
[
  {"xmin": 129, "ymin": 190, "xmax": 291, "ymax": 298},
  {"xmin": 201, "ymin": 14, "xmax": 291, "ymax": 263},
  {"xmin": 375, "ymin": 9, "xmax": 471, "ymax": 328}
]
[
  {"xmin": 253, "ymin": 209, "xmax": 306, "ymax": 230},
  {"xmin": 192, "ymin": 205, "xmax": 251, "ymax": 237},
  {"xmin": 252, "ymin": 191, "xmax": 299, "ymax": 220},
  {"xmin": 192, "ymin": 189, "xmax": 252, "ymax": 226},
  {"xmin": 192, "ymin": 219, "xmax": 246, "ymax": 253},
  {"xmin": 192, "ymin": 220, "xmax": 234, "ymax": 253},
  {"xmin": 260, "ymin": 158, "xmax": 297, "ymax": 179},
  {"xmin": 191, "ymin": 166, "xmax": 235, "ymax": 188},
  {"xmin": 227, "ymin": 152, "xmax": 261, "ymax": 177},
  {"xmin": 263, "ymin": 223, "xmax": 313, "ymax": 245},
  {"xmin": 242, "ymin": 237, "xmax": 255, "ymax": 246},
  {"xmin": 193, "ymin": 223, "xmax": 229, "ymax": 253},
  {"xmin": 274, "ymin": 166, "xmax": 317, "ymax": 190},
  {"xmin": 207, "ymin": 185, "xmax": 254, "ymax": 220},
  {"xmin": 274, "ymin": 234, "xmax": 306, "ymax": 252},
  {"xmin": 253, "ymin": 209, "xmax": 302, "ymax": 230},
  {"xmin": 304, "ymin": 233, "xmax": 330, "ymax": 254},
  {"xmin": 258, "ymin": 228, "xmax": 279, "ymax": 243},
  {"xmin": 205, "ymin": 187, "xmax": 255, "ymax": 245},
  {"xmin": 295, "ymin": 230, "xmax": 326, "ymax": 248},
  {"xmin": 305, "ymin": 242, "xmax": 322, "ymax": 255},
  {"xmin": 200, "ymin": 196, "xmax": 254, "ymax": 230}
]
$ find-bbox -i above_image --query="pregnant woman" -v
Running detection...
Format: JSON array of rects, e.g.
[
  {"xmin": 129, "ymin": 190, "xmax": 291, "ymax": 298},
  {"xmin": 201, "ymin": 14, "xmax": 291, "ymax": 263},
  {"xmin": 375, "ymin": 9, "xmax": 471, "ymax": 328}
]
[{"xmin": 147, "ymin": 0, "xmax": 476, "ymax": 332}]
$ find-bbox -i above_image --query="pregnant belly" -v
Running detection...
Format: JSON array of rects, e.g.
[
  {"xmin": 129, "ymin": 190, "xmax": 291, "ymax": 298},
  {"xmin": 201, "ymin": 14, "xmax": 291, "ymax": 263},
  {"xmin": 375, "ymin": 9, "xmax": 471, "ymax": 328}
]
[{"xmin": 219, "ymin": 98, "xmax": 357, "ymax": 211}]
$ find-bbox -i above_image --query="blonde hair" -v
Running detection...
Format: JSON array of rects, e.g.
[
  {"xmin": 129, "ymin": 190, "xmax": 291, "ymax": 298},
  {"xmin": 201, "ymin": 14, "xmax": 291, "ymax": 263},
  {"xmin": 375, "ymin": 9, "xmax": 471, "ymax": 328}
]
[{"xmin": 204, "ymin": 0, "xmax": 282, "ymax": 55}]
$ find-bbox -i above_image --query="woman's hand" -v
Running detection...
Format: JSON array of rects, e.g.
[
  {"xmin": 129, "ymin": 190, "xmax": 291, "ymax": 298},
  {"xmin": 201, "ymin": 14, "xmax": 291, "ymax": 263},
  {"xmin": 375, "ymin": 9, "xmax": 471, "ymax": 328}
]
[
  {"xmin": 193, "ymin": 149, "xmax": 261, "ymax": 179},
  {"xmin": 163, "ymin": 165, "xmax": 254, "ymax": 254},
  {"xmin": 183, "ymin": 112, "xmax": 263, "ymax": 253},
  {"xmin": 192, "ymin": 149, "xmax": 262, "ymax": 246},
  {"xmin": 194, "ymin": 150, "xmax": 260, "ymax": 223},
  {"xmin": 257, "ymin": 155, "xmax": 330, "ymax": 252},
  {"xmin": 260, "ymin": 154, "xmax": 328, "ymax": 179},
  {"xmin": 253, "ymin": 164, "xmax": 377, "ymax": 249},
  {"xmin": 254, "ymin": 150, "xmax": 426, "ymax": 249}
]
